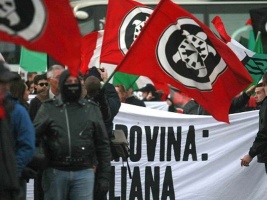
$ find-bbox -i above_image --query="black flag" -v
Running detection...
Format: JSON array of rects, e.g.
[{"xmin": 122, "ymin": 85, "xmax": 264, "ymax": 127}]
[{"xmin": 250, "ymin": 7, "xmax": 267, "ymax": 53}]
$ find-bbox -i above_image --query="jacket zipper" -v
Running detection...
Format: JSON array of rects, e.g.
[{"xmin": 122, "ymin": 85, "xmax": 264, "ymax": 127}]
[
  {"xmin": 64, "ymin": 104, "xmax": 72, "ymax": 157},
  {"xmin": 79, "ymin": 121, "xmax": 89, "ymax": 137}
]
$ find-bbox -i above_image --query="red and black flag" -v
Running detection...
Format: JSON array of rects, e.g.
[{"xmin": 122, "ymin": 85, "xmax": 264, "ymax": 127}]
[
  {"xmin": 100, "ymin": 0, "xmax": 153, "ymax": 65},
  {"xmin": 116, "ymin": 0, "xmax": 252, "ymax": 123},
  {"xmin": 0, "ymin": 0, "xmax": 81, "ymax": 76}
]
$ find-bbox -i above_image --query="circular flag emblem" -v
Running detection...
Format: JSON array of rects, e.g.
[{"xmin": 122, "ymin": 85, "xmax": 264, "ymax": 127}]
[
  {"xmin": 0, "ymin": 0, "xmax": 46, "ymax": 41},
  {"xmin": 157, "ymin": 18, "xmax": 226, "ymax": 91},
  {"xmin": 119, "ymin": 6, "xmax": 153, "ymax": 55}
]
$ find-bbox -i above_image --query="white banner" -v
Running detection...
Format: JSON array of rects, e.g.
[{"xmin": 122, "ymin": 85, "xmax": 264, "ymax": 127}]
[
  {"xmin": 144, "ymin": 101, "xmax": 169, "ymax": 111},
  {"xmin": 110, "ymin": 103, "xmax": 267, "ymax": 200}
]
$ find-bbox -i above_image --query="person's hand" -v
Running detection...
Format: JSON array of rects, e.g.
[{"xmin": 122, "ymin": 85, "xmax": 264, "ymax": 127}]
[
  {"xmin": 98, "ymin": 67, "xmax": 108, "ymax": 82},
  {"xmin": 246, "ymin": 85, "xmax": 256, "ymax": 96},
  {"xmin": 146, "ymin": 92, "xmax": 154, "ymax": 100},
  {"xmin": 166, "ymin": 98, "xmax": 173, "ymax": 106},
  {"xmin": 21, "ymin": 167, "xmax": 37, "ymax": 179},
  {"xmin": 241, "ymin": 154, "xmax": 253, "ymax": 167},
  {"xmin": 94, "ymin": 179, "xmax": 109, "ymax": 199}
]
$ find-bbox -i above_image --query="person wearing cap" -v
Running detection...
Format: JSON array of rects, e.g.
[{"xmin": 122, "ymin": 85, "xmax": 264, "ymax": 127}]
[
  {"xmin": 34, "ymin": 70, "xmax": 111, "ymax": 200},
  {"xmin": 0, "ymin": 61, "xmax": 35, "ymax": 199},
  {"xmin": 138, "ymin": 83, "xmax": 162, "ymax": 101}
]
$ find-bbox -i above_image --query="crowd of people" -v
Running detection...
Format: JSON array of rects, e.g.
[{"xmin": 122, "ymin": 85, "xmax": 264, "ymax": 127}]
[
  {"xmin": 1, "ymin": 57, "xmax": 267, "ymax": 200},
  {"xmin": 0, "ymin": 63, "xmax": 121, "ymax": 200}
]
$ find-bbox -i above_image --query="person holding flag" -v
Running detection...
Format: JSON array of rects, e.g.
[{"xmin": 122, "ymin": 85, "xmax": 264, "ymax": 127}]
[{"xmin": 241, "ymin": 71, "xmax": 267, "ymax": 172}]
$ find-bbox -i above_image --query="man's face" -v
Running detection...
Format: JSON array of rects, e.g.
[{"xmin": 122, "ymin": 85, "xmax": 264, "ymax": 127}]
[
  {"xmin": 141, "ymin": 91, "xmax": 148, "ymax": 99},
  {"xmin": 65, "ymin": 76, "xmax": 79, "ymax": 85},
  {"xmin": 115, "ymin": 86, "xmax": 126, "ymax": 102},
  {"xmin": 255, "ymin": 86, "xmax": 266, "ymax": 103},
  {"xmin": 35, "ymin": 79, "xmax": 49, "ymax": 93}
]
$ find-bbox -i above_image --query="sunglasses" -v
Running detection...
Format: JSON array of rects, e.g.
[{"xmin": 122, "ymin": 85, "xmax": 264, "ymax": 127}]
[{"xmin": 38, "ymin": 83, "xmax": 49, "ymax": 87}]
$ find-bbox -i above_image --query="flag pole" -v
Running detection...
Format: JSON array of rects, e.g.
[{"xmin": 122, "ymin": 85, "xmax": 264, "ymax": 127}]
[
  {"xmin": 255, "ymin": 31, "xmax": 261, "ymax": 41},
  {"xmin": 101, "ymin": 66, "xmax": 117, "ymax": 89}
]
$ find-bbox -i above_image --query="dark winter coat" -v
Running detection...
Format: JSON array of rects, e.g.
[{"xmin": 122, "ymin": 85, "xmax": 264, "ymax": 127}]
[
  {"xmin": 33, "ymin": 97, "xmax": 111, "ymax": 180},
  {"xmin": 249, "ymin": 97, "xmax": 267, "ymax": 163}
]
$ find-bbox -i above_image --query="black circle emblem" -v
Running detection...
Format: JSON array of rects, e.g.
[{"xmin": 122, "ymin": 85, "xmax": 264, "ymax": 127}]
[
  {"xmin": 119, "ymin": 6, "xmax": 153, "ymax": 55},
  {"xmin": 157, "ymin": 18, "xmax": 226, "ymax": 91},
  {"xmin": 0, "ymin": 0, "xmax": 46, "ymax": 41}
]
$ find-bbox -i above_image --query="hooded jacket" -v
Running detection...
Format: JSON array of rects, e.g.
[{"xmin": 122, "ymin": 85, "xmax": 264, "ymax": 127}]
[{"xmin": 33, "ymin": 71, "xmax": 111, "ymax": 180}]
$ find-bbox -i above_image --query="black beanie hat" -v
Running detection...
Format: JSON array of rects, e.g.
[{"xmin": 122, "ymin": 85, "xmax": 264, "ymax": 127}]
[{"xmin": 59, "ymin": 70, "xmax": 70, "ymax": 93}]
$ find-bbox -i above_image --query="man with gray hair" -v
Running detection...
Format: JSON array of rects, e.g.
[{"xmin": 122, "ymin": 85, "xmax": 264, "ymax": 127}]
[
  {"xmin": 47, "ymin": 65, "xmax": 64, "ymax": 99},
  {"xmin": 33, "ymin": 65, "xmax": 64, "ymax": 200}
]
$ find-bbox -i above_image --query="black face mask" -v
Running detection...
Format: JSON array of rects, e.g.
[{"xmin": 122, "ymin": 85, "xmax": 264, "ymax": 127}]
[{"xmin": 61, "ymin": 84, "xmax": 81, "ymax": 103}]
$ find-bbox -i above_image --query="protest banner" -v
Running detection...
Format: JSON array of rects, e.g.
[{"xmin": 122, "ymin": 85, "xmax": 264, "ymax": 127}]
[{"xmin": 110, "ymin": 103, "xmax": 266, "ymax": 200}]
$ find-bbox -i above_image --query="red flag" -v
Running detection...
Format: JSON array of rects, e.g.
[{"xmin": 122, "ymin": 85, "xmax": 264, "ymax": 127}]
[
  {"xmin": 100, "ymin": 0, "xmax": 153, "ymax": 65},
  {"xmin": 0, "ymin": 0, "xmax": 81, "ymax": 76},
  {"xmin": 169, "ymin": 85, "xmax": 191, "ymax": 110},
  {"xmin": 116, "ymin": 0, "xmax": 252, "ymax": 123},
  {"xmin": 100, "ymin": 0, "xmax": 172, "ymax": 96},
  {"xmin": 245, "ymin": 18, "xmax": 252, "ymax": 26},
  {"xmin": 81, "ymin": 30, "xmax": 104, "ymax": 74}
]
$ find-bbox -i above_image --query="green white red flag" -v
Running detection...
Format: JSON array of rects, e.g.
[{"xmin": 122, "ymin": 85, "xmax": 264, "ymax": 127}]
[{"xmin": 212, "ymin": 16, "xmax": 267, "ymax": 87}]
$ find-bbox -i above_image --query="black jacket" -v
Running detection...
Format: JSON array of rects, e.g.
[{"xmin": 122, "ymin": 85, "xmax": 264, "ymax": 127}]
[
  {"xmin": 126, "ymin": 96, "xmax": 146, "ymax": 107},
  {"xmin": 249, "ymin": 97, "xmax": 267, "ymax": 163},
  {"xmin": 183, "ymin": 92, "xmax": 251, "ymax": 115},
  {"xmin": 183, "ymin": 100, "xmax": 209, "ymax": 115},
  {"xmin": 33, "ymin": 97, "xmax": 111, "ymax": 180},
  {"xmin": 103, "ymin": 83, "xmax": 121, "ymax": 137}
]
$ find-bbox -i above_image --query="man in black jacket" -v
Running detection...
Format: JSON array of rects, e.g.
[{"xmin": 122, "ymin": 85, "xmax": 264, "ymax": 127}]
[
  {"xmin": 183, "ymin": 85, "xmax": 256, "ymax": 115},
  {"xmin": 29, "ymin": 73, "xmax": 49, "ymax": 121},
  {"xmin": 84, "ymin": 67, "xmax": 121, "ymax": 200},
  {"xmin": 241, "ymin": 72, "xmax": 267, "ymax": 171},
  {"xmin": 34, "ymin": 70, "xmax": 111, "ymax": 200},
  {"xmin": 254, "ymin": 83, "xmax": 266, "ymax": 109}
]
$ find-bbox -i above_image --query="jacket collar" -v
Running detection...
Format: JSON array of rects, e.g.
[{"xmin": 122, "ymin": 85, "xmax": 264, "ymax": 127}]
[{"xmin": 55, "ymin": 96, "xmax": 86, "ymax": 107}]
